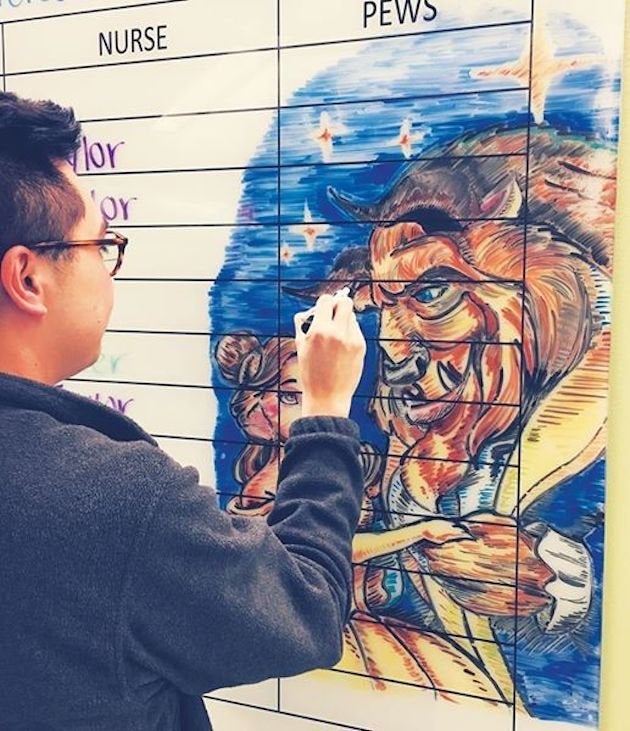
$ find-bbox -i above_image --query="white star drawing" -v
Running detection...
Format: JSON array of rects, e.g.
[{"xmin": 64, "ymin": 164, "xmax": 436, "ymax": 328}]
[
  {"xmin": 311, "ymin": 111, "xmax": 347, "ymax": 162},
  {"xmin": 289, "ymin": 201, "xmax": 330, "ymax": 251}
]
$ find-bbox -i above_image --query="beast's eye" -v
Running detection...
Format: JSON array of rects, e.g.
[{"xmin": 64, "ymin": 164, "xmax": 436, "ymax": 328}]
[
  {"xmin": 280, "ymin": 392, "xmax": 300, "ymax": 405},
  {"xmin": 413, "ymin": 285, "xmax": 448, "ymax": 304}
]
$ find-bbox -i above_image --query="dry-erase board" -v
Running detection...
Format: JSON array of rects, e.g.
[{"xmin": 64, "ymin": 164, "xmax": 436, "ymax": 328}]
[{"xmin": 1, "ymin": 1, "xmax": 624, "ymax": 729}]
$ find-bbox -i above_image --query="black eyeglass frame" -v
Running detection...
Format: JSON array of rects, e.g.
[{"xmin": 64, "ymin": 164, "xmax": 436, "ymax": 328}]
[{"xmin": 17, "ymin": 230, "xmax": 128, "ymax": 277}]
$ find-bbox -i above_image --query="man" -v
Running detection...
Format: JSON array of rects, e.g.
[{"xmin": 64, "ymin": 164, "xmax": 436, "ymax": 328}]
[{"xmin": 0, "ymin": 92, "xmax": 366, "ymax": 730}]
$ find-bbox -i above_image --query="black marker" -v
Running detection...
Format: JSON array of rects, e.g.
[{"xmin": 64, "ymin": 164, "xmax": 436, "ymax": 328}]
[
  {"xmin": 301, "ymin": 287, "xmax": 351, "ymax": 334},
  {"xmin": 301, "ymin": 315, "xmax": 316, "ymax": 334}
]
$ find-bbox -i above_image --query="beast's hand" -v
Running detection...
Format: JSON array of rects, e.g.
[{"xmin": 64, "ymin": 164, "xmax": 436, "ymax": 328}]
[{"xmin": 420, "ymin": 512, "xmax": 554, "ymax": 616}]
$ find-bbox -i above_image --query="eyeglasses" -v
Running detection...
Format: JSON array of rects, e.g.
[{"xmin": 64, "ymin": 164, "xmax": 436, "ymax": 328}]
[{"xmin": 24, "ymin": 230, "xmax": 128, "ymax": 277}]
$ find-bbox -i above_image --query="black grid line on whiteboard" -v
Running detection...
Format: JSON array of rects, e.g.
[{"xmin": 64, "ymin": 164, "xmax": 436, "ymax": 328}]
[
  {"xmin": 346, "ymin": 561, "xmax": 521, "ymax": 591},
  {"xmin": 324, "ymin": 664, "xmax": 514, "ymax": 704},
  {"xmin": 184, "ymin": 436, "xmax": 520, "ymax": 471},
  {"xmin": 107, "ymin": 328, "xmax": 526, "ymax": 349},
  {"xmin": 1, "ymin": 17, "xmax": 530, "ymax": 73},
  {"xmin": 68, "ymin": 376, "xmax": 523, "ymax": 410},
  {"xmin": 214, "ymin": 488, "xmax": 522, "ymax": 530},
  {"xmin": 115, "ymin": 275, "xmax": 526, "ymax": 286},
  {"xmin": 204, "ymin": 696, "xmax": 374, "ymax": 731},
  {"xmin": 113, "ymin": 215, "xmax": 530, "ymax": 227},
  {"xmin": 75, "ymin": 85, "xmax": 528, "ymax": 124},
  {"xmin": 76, "ymin": 151, "xmax": 528, "ymax": 177},
  {"xmin": 0, "ymin": 0, "xmax": 190, "ymax": 26},
  {"xmin": 118, "ymin": 274, "xmax": 526, "ymax": 283},
  {"xmin": 511, "ymin": 1, "xmax": 535, "ymax": 728}
]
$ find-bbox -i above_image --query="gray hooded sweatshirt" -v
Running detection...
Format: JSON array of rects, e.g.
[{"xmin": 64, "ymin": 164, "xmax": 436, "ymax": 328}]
[{"xmin": 0, "ymin": 372, "xmax": 363, "ymax": 729}]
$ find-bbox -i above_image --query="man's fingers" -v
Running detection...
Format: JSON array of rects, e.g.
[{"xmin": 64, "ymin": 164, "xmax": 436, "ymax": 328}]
[
  {"xmin": 294, "ymin": 308, "xmax": 314, "ymax": 340},
  {"xmin": 333, "ymin": 294, "xmax": 354, "ymax": 325},
  {"xmin": 310, "ymin": 293, "xmax": 336, "ymax": 329},
  {"xmin": 297, "ymin": 291, "xmax": 357, "ymax": 340}
]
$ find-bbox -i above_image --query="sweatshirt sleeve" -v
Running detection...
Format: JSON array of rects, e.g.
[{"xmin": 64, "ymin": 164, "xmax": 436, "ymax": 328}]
[{"xmin": 119, "ymin": 416, "xmax": 363, "ymax": 696}]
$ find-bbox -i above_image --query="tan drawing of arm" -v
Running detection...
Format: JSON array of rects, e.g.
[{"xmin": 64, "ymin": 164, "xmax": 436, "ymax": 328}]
[{"xmin": 352, "ymin": 518, "xmax": 470, "ymax": 563}]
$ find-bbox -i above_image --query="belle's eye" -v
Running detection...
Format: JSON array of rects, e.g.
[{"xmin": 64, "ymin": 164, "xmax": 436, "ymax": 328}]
[
  {"xmin": 280, "ymin": 392, "xmax": 300, "ymax": 405},
  {"xmin": 413, "ymin": 285, "xmax": 448, "ymax": 304}
]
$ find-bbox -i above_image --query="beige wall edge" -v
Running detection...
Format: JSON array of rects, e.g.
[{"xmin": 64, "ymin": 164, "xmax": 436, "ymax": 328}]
[{"xmin": 600, "ymin": 3, "xmax": 630, "ymax": 730}]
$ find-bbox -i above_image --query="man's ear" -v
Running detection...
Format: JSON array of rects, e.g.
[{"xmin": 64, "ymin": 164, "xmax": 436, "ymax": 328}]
[{"xmin": 0, "ymin": 247, "xmax": 48, "ymax": 316}]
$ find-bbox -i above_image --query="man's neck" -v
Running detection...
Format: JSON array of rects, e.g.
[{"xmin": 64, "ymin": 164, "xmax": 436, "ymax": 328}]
[{"xmin": 0, "ymin": 328, "xmax": 59, "ymax": 385}]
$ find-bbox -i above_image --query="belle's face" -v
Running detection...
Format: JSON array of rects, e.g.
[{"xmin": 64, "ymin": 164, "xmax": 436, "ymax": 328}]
[
  {"xmin": 230, "ymin": 351, "xmax": 302, "ymax": 443},
  {"xmin": 236, "ymin": 390, "xmax": 278, "ymax": 442}
]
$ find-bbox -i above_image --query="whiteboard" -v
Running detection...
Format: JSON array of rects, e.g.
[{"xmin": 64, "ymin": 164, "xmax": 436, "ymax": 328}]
[{"xmin": 1, "ymin": 0, "xmax": 625, "ymax": 729}]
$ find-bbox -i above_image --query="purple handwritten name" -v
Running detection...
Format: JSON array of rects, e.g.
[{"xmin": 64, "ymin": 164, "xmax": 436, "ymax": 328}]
[
  {"xmin": 70, "ymin": 136, "xmax": 125, "ymax": 174},
  {"xmin": 90, "ymin": 393, "xmax": 135, "ymax": 415}
]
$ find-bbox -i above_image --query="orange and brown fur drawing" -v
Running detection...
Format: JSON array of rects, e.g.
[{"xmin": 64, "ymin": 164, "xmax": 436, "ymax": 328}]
[{"xmin": 274, "ymin": 126, "xmax": 612, "ymax": 710}]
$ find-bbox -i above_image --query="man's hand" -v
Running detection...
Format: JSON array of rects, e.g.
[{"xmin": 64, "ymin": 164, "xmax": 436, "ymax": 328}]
[{"xmin": 294, "ymin": 292, "xmax": 366, "ymax": 418}]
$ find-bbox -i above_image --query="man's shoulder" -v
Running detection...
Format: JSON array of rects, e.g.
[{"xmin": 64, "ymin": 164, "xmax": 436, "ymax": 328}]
[{"xmin": 0, "ymin": 404, "xmax": 200, "ymax": 514}]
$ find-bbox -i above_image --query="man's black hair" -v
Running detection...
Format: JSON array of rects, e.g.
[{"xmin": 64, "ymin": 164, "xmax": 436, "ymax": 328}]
[{"xmin": 0, "ymin": 92, "xmax": 84, "ymax": 258}]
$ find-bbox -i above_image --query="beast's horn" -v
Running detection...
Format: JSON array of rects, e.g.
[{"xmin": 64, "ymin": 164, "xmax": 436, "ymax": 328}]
[{"xmin": 327, "ymin": 186, "xmax": 378, "ymax": 221}]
